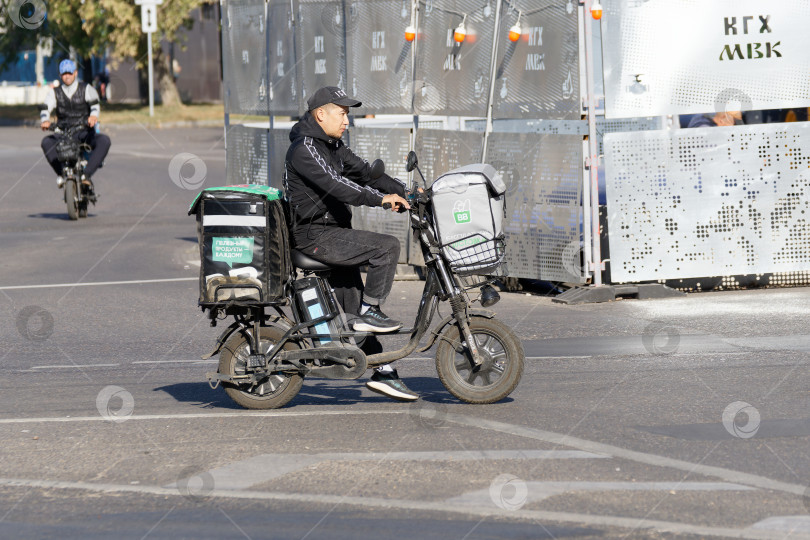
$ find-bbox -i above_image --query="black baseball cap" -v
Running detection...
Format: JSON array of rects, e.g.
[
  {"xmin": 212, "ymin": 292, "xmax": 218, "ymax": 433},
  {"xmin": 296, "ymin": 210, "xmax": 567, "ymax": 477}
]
[{"xmin": 307, "ymin": 86, "xmax": 362, "ymax": 111}]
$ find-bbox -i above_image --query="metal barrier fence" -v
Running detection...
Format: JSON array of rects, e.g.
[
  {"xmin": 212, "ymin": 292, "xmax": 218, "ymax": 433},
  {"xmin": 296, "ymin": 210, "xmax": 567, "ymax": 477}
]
[
  {"xmin": 601, "ymin": 0, "xmax": 810, "ymax": 285},
  {"xmin": 221, "ymin": 0, "xmax": 584, "ymax": 281},
  {"xmin": 221, "ymin": 0, "xmax": 810, "ymax": 287},
  {"xmin": 606, "ymin": 121, "xmax": 810, "ymax": 283}
]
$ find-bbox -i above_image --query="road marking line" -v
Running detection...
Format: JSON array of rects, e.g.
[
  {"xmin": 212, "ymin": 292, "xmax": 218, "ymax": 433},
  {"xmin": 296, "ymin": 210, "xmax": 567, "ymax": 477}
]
[
  {"xmin": 132, "ymin": 360, "xmax": 216, "ymax": 365},
  {"xmin": 169, "ymin": 450, "xmax": 609, "ymax": 491},
  {"xmin": 30, "ymin": 364, "xmax": 120, "ymax": 370},
  {"xmin": 443, "ymin": 412, "xmax": 809, "ymax": 497},
  {"xmin": 447, "ymin": 480, "xmax": 756, "ymax": 505},
  {"xmin": 0, "ymin": 410, "xmax": 404, "ymax": 424},
  {"xmin": 0, "ymin": 408, "xmax": 802, "ymax": 501},
  {"xmin": 672, "ymin": 352, "xmax": 751, "ymax": 357},
  {"xmin": 0, "ymin": 277, "xmax": 197, "ymax": 290},
  {"xmin": 0, "ymin": 477, "xmax": 794, "ymax": 539},
  {"xmin": 115, "ymin": 150, "xmax": 225, "ymax": 161},
  {"xmin": 752, "ymin": 516, "xmax": 810, "ymax": 534},
  {"xmin": 526, "ymin": 356, "xmax": 591, "ymax": 359}
]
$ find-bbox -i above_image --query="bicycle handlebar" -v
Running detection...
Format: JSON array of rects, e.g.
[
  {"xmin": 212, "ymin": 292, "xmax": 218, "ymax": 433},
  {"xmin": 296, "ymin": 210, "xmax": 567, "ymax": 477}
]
[
  {"xmin": 382, "ymin": 201, "xmax": 408, "ymax": 213},
  {"xmin": 384, "ymin": 190, "xmax": 431, "ymax": 213}
]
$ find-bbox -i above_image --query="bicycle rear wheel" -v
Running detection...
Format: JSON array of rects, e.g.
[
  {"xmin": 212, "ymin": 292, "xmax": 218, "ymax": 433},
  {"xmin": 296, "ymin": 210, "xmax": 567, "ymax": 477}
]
[{"xmin": 218, "ymin": 326, "xmax": 304, "ymax": 409}]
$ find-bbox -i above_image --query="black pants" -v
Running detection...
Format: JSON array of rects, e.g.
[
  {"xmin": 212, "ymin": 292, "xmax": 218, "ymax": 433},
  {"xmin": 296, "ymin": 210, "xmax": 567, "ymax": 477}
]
[
  {"xmin": 296, "ymin": 226, "xmax": 400, "ymax": 314},
  {"xmin": 41, "ymin": 128, "xmax": 111, "ymax": 178}
]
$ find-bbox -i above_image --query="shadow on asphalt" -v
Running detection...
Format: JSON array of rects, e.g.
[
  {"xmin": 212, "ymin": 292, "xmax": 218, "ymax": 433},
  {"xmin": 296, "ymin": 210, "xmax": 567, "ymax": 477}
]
[
  {"xmin": 155, "ymin": 377, "xmax": 513, "ymax": 410},
  {"xmin": 153, "ymin": 382, "xmax": 243, "ymax": 410},
  {"xmin": 27, "ymin": 212, "xmax": 87, "ymax": 221}
]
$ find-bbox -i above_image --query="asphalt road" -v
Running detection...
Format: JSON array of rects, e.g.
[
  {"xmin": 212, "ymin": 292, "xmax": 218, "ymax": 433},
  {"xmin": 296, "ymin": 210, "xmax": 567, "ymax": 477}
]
[{"xmin": 1, "ymin": 125, "xmax": 810, "ymax": 539}]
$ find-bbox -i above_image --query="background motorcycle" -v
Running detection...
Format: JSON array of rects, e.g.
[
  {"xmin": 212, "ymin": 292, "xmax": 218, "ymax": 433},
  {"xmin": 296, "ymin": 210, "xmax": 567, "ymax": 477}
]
[{"xmin": 48, "ymin": 123, "xmax": 97, "ymax": 220}]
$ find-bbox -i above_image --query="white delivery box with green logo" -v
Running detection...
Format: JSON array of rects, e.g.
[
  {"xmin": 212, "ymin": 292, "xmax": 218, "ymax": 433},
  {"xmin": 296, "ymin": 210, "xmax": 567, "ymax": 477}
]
[{"xmin": 429, "ymin": 164, "xmax": 507, "ymax": 275}]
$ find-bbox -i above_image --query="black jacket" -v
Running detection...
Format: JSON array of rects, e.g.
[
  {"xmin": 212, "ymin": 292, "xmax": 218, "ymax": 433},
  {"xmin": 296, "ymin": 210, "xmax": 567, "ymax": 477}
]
[
  {"xmin": 55, "ymin": 81, "xmax": 92, "ymax": 128},
  {"xmin": 285, "ymin": 112, "xmax": 405, "ymax": 245}
]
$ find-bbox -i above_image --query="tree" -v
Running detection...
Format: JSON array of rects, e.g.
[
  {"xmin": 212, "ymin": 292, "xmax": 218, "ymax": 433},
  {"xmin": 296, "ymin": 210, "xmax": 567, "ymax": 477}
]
[
  {"xmin": 81, "ymin": 0, "xmax": 206, "ymax": 106},
  {"xmin": 0, "ymin": 0, "xmax": 205, "ymax": 105}
]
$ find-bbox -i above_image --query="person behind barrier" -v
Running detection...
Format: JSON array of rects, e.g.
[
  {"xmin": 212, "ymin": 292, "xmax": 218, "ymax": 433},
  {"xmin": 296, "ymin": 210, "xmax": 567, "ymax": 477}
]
[
  {"xmin": 687, "ymin": 110, "xmax": 744, "ymax": 128},
  {"xmin": 284, "ymin": 85, "xmax": 418, "ymax": 402},
  {"xmin": 40, "ymin": 59, "xmax": 111, "ymax": 191}
]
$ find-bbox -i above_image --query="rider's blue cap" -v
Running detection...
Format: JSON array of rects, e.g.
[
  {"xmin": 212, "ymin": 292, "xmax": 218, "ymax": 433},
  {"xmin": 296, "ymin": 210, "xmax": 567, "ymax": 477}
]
[{"xmin": 59, "ymin": 59, "xmax": 77, "ymax": 75}]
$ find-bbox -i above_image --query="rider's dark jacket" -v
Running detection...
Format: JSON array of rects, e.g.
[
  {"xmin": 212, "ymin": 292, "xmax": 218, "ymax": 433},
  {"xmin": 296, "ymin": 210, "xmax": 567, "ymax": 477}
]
[
  {"xmin": 284, "ymin": 111, "xmax": 405, "ymax": 247},
  {"xmin": 55, "ymin": 81, "xmax": 92, "ymax": 128},
  {"xmin": 40, "ymin": 79, "xmax": 101, "ymax": 129}
]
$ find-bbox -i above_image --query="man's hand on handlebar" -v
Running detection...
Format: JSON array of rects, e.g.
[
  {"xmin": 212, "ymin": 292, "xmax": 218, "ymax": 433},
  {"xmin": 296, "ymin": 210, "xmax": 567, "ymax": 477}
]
[
  {"xmin": 406, "ymin": 187, "xmax": 429, "ymax": 205},
  {"xmin": 381, "ymin": 193, "xmax": 410, "ymax": 213},
  {"xmin": 40, "ymin": 120, "xmax": 51, "ymax": 131}
]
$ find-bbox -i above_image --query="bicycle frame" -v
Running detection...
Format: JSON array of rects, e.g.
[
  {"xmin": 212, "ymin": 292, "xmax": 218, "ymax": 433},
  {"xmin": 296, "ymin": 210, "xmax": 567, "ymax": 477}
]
[{"xmin": 204, "ymin": 188, "xmax": 489, "ymax": 383}]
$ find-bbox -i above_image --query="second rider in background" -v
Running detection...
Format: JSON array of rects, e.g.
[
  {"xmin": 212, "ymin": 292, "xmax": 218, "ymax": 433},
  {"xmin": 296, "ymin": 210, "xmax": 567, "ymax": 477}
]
[{"xmin": 40, "ymin": 59, "xmax": 111, "ymax": 193}]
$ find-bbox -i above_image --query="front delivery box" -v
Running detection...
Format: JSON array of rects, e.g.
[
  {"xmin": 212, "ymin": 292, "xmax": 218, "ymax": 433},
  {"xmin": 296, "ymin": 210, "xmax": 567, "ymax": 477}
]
[
  {"xmin": 189, "ymin": 185, "xmax": 292, "ymax": 305},
  {"xmin": 430, "ymin": 164, "xmax": 507, "ymax": 275}
]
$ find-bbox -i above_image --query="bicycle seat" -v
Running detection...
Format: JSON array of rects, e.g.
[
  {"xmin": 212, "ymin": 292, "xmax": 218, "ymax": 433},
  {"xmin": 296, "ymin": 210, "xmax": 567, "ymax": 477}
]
[{"xmin": 291, "ymin": 249, "xmax": 331, "ymax": 271}]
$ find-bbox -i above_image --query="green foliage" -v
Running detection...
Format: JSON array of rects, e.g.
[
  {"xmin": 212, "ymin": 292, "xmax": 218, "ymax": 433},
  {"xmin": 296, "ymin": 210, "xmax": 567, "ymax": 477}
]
[{"xmin": 0, "ymin": 0, "xmax": 205, "ymax": 72}]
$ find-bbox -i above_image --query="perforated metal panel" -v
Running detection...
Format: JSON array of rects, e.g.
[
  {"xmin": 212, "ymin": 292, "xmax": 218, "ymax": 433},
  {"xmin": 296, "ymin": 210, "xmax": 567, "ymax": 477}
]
[
  {"xmin": 296, "ymin": 0, "xmax": 348, "ymax": 113},
  {"xmin": 346, "ymin": 0, "xmax": 413, "ymax": 114},
  {"xmin": 414, "ymin": 129, "xmax": 484, "ymax": 187},
  {"xmin": 267, "ymin": 0, "xmax": 298, "ymax": 115},
  {"xmin": 597, "ymin": 116, "xmax": 663, "ymax": 156},
  {"xmin": 226, "ymin": 125, "xmax": 269, "ymax": 185},
  {"xmin": 606, "ymin": 122, "xmax": 810, "ymax": 282},
  {"xmin": 486, "ymin": 132, "xmax": 584, "ymax": 281},
  {"xmin": 222, "ymin": 0, "xmax": 270, "ymax": 116},
  {"xmin": 348, "ymin": 127, "xmax": 413, "ymax": 263},
  {"xmin": 601, "ymin": 0, "xmax": 810, "ymax": 118},
  {"xmin": 413, "ymin": 0, "xmax": 498, "ymax": 117},
  {"xmin": 492, "ymin": 0, "xmax": 579, "ymax": 119}
]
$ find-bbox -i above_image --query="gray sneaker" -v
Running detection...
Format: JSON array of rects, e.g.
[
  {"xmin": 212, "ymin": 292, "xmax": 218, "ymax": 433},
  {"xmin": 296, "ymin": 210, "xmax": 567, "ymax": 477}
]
[
  {"xmin": 365, "ymin": 369, "xmax": 418, "ymax": 401},
  {"xmin": 353, "ymin": 305, "xmax": 402, "ymax": 333},
  {"xmin": 56, "ymin": 175, "xmax": 64, "ymax": 188}
]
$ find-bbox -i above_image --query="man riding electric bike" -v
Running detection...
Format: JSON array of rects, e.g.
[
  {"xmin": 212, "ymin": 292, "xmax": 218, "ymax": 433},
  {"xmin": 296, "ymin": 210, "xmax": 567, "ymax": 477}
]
[
  {"xmin": 285, "ymin": 86, "xmax": 418, "ymax": 401},
  {"xmin": 40, "ymin": 59, "xmax": 111, "ymax": 197}
]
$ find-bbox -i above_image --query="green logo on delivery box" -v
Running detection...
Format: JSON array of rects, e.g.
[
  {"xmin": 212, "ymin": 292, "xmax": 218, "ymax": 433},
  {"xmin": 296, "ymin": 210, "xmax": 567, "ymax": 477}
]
[
  {"xmin": 212, "ymin": 237, "xmax": 254, "ymax": 267},
  {"xmin": 453, "ymin": 199, "xmax": 471, "ymax": 224}
]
